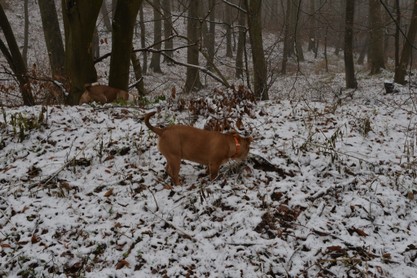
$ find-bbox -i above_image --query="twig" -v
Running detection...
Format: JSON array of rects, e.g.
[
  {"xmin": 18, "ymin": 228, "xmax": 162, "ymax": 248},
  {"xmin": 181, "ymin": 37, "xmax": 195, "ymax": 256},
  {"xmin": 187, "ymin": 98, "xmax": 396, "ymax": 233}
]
[{"xmin": 145, "ymin": 205, "xmax": 197, "ymax": 242}]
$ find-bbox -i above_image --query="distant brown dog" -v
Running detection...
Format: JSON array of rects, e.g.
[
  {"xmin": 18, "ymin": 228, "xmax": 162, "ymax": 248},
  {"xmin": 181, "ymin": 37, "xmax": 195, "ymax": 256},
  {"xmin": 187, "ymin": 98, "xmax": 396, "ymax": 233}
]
[
  {"xmin": 144, "ymin": 111, "xmax": 252, "ymax": 185},
  {"xmin": 79, "ymin": 83, "xmax": 129, "ymax": 104}
]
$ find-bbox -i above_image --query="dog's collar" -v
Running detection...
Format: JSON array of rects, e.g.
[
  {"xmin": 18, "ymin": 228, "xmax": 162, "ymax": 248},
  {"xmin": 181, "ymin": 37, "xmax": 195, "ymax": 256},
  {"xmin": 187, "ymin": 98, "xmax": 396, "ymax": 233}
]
[{"xmin": 232, "ymin": 135, "xmax": 241, "ymax": 158}]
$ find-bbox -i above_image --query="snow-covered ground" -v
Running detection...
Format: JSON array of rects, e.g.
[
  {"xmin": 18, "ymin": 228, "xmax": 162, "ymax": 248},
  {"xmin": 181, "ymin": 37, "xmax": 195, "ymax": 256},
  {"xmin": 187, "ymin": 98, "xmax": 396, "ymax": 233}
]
[{"xmin": 1, "ymin": 80, "xmax": 417, "ymax": 277}]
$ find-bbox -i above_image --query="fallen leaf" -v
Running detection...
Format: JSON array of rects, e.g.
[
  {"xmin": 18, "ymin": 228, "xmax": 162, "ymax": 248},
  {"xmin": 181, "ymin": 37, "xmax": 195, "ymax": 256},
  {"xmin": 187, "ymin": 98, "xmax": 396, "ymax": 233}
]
[
  {"xmin": 31, "ymin": 234, "xmax": 41, "ymax": 244},
  {"xmin": 104, "ymin": 188, "xmax": 113, "ymax": 197},
  {"xmin": 349, "ymin": 226, "xmax": 368, "ymax": 237},
  {"xmin": 115, "ymin": 259, "xmax": 130, "ymax": 270},
  {"xmin": 1, "ymin": 243, "xmax": 12, "ymax": 249}
]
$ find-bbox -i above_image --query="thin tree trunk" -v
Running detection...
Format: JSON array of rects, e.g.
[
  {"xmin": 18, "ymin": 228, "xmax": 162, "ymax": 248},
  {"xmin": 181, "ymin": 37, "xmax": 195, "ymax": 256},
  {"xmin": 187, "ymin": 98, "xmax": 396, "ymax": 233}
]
[
  {"xmin": 131, "ymin": 51, "xmax": 146, "ymax": 97},
  {"xmin": 292, "ymin": 0, "xmax": 304, "ymax": 62},
  {"xmin": 344, "ymin": 0, "xmax": 357, "ymax": 89},
  {"xmin": 394, "ymin": 0, "xmax": 417, "ymax": 85},
  {"xmin": 236, "ymin": 0, "xmax": 246, "ymax": 78},
  {"xmin": 101, "ymin": 1, "xmax": 112, "ymax": 32},
  {"xmin": 394, "ymin": 0, "xmax": 400, "ymax": 72},
  {"xmin": 139, "ymin": 5, "xmax": 147, "ymax": 74},
  {"xmin": 23, "ymin": 0, "xmax": 29, "ymax": 66},
  {"xmin": 149, "ymin": 0, "xmax": 162, "ymax": 73},
  {"xmin": 206, "ymin": 0, "xmax": 216, "ymax": 69},
  {"xmin": 184, "ymin": 0, "xmax": 203, "ymax": 93},
  {"xmin": 369, "ymin": 0, "xmax": 385, "ymax": 74},
  {"xmin": 335, "ymin": 0, "xmax": 346, "ymax": 56},
  {"xmin": 225, "ymin": 1, "xmax": 233, "ymax": 58},
  {"xmin": 281, "ymin": 0, "xmax": 291, "ymax": 74},
  {"xmin": 246, "ymin": 0, "xmax": 268, "ymax": 100},
  {"xmin": 38, "ymin": 0, "xmax": 65, "ymax": 79},
  {"xmin": 162, "ymin": 0, "xmax": 174, "ymax": 64},
  {"xmin": 0, "ymin": 3, "xmax": 35, "ymax": 105}
]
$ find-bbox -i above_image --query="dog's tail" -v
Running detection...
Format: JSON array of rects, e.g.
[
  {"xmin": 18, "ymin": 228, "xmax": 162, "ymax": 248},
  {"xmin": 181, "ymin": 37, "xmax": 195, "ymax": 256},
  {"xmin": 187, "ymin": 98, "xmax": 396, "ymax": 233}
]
[{"xmin": 144, "ymin": 111, "xmax": 164, "ymax": 136}]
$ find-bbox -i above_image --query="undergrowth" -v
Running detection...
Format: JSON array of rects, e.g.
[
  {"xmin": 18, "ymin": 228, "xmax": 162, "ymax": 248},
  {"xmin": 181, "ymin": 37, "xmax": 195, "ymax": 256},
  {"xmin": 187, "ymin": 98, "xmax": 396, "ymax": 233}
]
[{"xmin": 167, "ymin": 85, "xmax": 256, "ymax": 134}]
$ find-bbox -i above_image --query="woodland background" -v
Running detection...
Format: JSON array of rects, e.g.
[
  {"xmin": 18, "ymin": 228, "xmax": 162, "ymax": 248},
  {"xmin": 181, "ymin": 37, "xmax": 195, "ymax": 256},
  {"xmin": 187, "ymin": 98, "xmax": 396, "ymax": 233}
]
[{"xmin": 0, "ymin": 0, "xmax": 416, "ymax": 105}]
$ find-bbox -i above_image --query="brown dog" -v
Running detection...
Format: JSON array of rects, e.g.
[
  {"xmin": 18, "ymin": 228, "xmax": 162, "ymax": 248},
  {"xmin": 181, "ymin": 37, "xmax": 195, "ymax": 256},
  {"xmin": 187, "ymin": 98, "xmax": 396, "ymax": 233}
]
[
  {"xmin": 79, "ymin": 83, "xmax": 129, "ymax": 104},
  {"xmin": 144, "ymin": 111, "xmax": 252, "ymax": 185}
]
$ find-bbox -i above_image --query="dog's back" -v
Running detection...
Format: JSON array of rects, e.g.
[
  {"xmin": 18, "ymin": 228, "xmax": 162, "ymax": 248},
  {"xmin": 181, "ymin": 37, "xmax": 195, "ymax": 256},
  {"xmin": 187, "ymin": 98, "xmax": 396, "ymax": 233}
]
[{"xmin": 79, "ymin": 84, "xmax": 128, "ymax": 104}]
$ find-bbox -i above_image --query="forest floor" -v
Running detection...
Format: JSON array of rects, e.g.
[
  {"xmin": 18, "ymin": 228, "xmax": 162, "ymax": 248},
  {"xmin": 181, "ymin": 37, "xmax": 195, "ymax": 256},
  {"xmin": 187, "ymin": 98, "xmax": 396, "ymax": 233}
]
[{"xmin": 1, "ymin": 72, "xmax": 417, "ymax": 277}]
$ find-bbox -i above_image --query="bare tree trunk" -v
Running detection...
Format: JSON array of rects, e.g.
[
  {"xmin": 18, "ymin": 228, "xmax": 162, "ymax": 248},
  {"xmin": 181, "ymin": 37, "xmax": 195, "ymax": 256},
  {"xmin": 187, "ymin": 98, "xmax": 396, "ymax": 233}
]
[
  {"xmin": 0, "ymin": 3, "xmax": 35, "ymax": 105},
  {"xmin": 162, "ymin": 0, "xmax": 174, "ymax": 64},
  {"xmin": 307, "ymin": 0, "xmax": 317, "ymax": 54},
  {"xmin": 23, "ymin": 0, "xmax": 29, "ymax": 66},
  {"xmin": 101, "ymin": 0, "xmax": 112, "ymax": 32},
  {"xmin": 184, "ymin": 0, "xmax": 203, "ymax": 93},
  {"xmin": 92, "ymin": 28, "xmax": 100, "ymax": 60},
  {"xmin": 292, "ymin": 0, "xmax": 304, "ymax": 62},
  {"xmin": 246, "ymin": 0, "xmax": 268, "ymax": 100},
  {"xmin": 236, "ymin": 0, "xmax": 246, "ymax": 78},
  {"xmin": 150, "ymin": 0, "xmax": 162, "ymax": 73},
  {"xmin": 38, "ymin": 0, "xmax": 65, "ymax": 79},
  {"xmin": 205, "ymin": 0, "xmax": 216, "ymax": 69},
  {"xmin": 394, "ymin": 0, "xmax": 417, "ymax": 85},
  {"xmin": 344, "ymin": 0, "xmax": 357, "ymax": 89},
  {"xmin": 369, "ymin": 0, "xmax": 385, "ymax": 74},
  {"xmin": 139, "ymin": 5, "xmax": 147, "ymax": 74},
  {"xmin": 224, "ymin": 1, "xmax": 233, "ymax": 58},
  {"xmin": 131, "ymin": 51, "xmax": 146, "ymax": 97},
  {"xmin": 335, "ymin": 0, "xmax": 346, "ymax": 56},
  {"xmin": 281, "ymin": 0, "xmax": 291, "ymax": 74},
  {"xmin": 394, "ymin": 0, "xmax": 400, "ymax": 72},
  {"xmin": 62, "ymin": 0, "xmax": 103, "ymax": 105},
  {"xmin": 109, "ymin": 0, "xmax": 142, "ymax": 91}
]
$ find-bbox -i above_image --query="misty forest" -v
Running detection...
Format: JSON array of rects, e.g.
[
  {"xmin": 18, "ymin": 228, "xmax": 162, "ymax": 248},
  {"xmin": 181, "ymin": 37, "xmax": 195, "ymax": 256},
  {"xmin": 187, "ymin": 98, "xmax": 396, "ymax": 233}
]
[{"xmin": 1, "ymin": 0, "xmax": 417, "ymax": 277}]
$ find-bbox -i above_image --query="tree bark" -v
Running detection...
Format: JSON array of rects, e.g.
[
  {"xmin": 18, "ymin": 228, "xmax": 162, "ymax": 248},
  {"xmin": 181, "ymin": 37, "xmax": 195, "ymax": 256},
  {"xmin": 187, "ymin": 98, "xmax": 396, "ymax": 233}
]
[
  {"xmin": 109, "ymin": 0, "xmax": 142, "ymax": 91},
  {"xmin": 394, "ymin": 0, "xmax": 400, "ymax": 72},
  {"xmin": 61, "ymin": 0, "xmax": 103, "ymax": 105},
  {"xmin": 224, "ymin": 1, "xmax": 233, "ymax": 58},
  {"xmin": 184, "ymin": 0, "xmax": 203, "ymax": 93},
  {"xmin": 0, "ymin": 3, "xmax": 35, "ymax": 105},
  {"xmin": 281, "ymin": 0, "xmax": 292, "ymax": 74},
  {"xmin": 101, "ymin": 1, "xmax": 112, "ymax": 32},
  {"xmin": 38, "ymin": 0, "xmax": 65, "ymax": 79},
  {"xmin": 149, "ymin": 0, "xmax": 162, "ymax": 73},
  {"xmin": 236, "ymin": 0, "xmax": 246, "ymax": 78},
  {"xmin": 162, "ymin": 0, "xmax": 174, "ymax": 64},
  {"xmin": 344, "ymin": 0, "xmax": 357, "ymax": 89},
  {"xmin": 205, "ymin": 0, "xmax": 216, "ymax": 70},
  {"xmin": 369, "ymin": 0, "xmax": 385, "ymax": 74},
  {"xmin": 139, "ymin": 4, "xmax": 147, "ymax": 74},
  {"xmin": 23, "ymin": 0, "xmax": 29, "ymax": 66},
  {"xmin": 394, "ymin": 0, "xmax": 417, "ymax": 85},
  {"xmin": 131, "ymin": 51, "xmax": 146, "ymax": 97},
  {"xmin": 246, "ymin": 0, "xmax": 268, "ymax": 100},
  {"xmin": 292, "ymin": 0, "xmax": 304, "ymax": 62}
]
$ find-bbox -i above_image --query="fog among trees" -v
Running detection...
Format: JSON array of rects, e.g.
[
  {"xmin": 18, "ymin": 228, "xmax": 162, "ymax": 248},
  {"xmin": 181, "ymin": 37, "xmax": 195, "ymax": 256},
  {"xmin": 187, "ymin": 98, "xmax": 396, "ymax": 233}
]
[{"xmin": 0, "ymin": 0, "xmax": 417, "ymax": 105}]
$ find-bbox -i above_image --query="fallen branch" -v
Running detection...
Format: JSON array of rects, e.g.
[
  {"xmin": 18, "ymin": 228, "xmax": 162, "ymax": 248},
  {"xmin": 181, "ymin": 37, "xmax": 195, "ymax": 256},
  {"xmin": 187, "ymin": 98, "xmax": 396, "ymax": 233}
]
[{"xmin": 145, "ymin": 205, "xmax": 197, "ymax": 242}]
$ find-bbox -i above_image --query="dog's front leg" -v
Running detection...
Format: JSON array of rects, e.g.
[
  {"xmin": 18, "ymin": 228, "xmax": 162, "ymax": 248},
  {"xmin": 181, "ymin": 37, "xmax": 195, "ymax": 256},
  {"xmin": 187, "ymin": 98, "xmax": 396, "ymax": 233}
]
[{"xmin": 208, "ymin": 162, "xmax": 220, "ymax": 181}]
